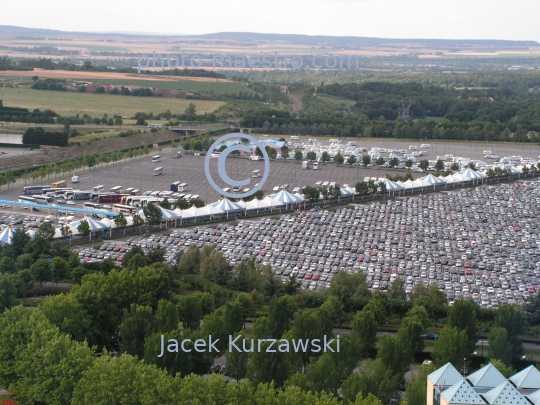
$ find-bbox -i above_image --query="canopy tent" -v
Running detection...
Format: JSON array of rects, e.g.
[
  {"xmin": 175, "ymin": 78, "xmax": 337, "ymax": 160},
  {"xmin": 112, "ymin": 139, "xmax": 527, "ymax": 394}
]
[
  {"xmin": 420, "ymin": 174, "xmax": 447, "ymax": 185},
  {"xmin": 460, "ymin": 168, "xmax": 485, "ymax": 184},
  {"xmin": 380, "ymin": 178, "xmax": 404, "ymax": 191},
  {"xmin": 211, "ymin": 198, "xmax": 243, "ymax": 219},
  {"xmin": 270, "ymin": 190, "xmax": 304, "ymax": 204},
  {"xmin": 195, "ymin": 204, "xmax": 225, "ymax": 219},
  {"xmin": 237, "ymin": 199, "xmax": 266, "ymax": 214},
  {"xmin": 262, "ymin": 196, "xmax": 285, "ymax": 211},
  {"xmin": 211, "ymin": 198, "xmax": 244, "ymax": 212},
  {"xmin": 70, "ymin": 217, "xmax": 109, "ymax": 232},
  {"xmin": 0, "ymin": 226, "xmax": 15, "ymax": 244},
  {"xmin": 340, "ymin": 187, "xmax": 354, "ymax": 197}
]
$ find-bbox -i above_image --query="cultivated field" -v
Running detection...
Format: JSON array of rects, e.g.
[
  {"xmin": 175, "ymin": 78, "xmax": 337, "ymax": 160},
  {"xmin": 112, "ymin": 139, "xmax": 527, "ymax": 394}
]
[{"xmin": 0, "ymin": 87, "xmax": 225, "ymax": 117}]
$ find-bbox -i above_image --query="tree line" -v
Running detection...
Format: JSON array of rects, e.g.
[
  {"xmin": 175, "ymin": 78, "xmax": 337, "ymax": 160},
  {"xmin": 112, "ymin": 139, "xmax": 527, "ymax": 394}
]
[{"xmin": 22, "ymin": 127, "xmax": 68, "ymax": 146}]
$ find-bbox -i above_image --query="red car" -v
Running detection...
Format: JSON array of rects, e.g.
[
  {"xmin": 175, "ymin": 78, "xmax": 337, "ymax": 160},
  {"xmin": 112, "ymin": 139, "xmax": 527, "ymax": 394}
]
[
  {"xmin": 116, "ymin": 256, "xmax": 123, "ymax": 262},
  {"xmin": 119, "ymin": 247, "xmax": 127, "ymax": 253}
]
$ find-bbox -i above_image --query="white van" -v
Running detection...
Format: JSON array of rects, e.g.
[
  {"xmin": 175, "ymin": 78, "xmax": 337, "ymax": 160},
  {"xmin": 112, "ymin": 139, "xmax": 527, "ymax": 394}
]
[
  {"xmin": 44, "ymin": 215, "xmax": 54, "ymax": 223},
  {"xmin": 420, "ymin": 144, "xmax": 431, "ymax": 148},
  {"xmin": 249, "ymin": 155, "xmax": 261, "ymax": 161},
  {"xmin": 71, "ymin": 175, "xmax": 79, "ymax": 183},
  {"xmin": 233, "ymin": 186, "xmax": 241, "ymax": 193},
  {"xmin": 291, "ymin": 136, "xmax": 300, "ymax": 140}
]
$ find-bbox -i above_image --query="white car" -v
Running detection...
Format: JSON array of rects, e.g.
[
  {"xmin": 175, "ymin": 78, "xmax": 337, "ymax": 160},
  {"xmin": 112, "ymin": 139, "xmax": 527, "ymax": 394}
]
[{"xmin": 66, "ymin": 201, "xmax": 76, "ymax": 205}]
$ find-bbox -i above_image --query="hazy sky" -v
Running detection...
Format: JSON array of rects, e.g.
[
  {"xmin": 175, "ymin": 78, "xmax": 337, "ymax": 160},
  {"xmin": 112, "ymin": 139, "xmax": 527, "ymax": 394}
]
[{"xmin": 1, "ymin": 0, "xmax": 539, "ymax": 42}]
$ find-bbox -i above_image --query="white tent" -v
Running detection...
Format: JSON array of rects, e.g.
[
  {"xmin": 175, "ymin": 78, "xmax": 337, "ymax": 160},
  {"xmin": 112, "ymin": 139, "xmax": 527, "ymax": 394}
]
[
  {"xmin": 460, "ymin": 168, "xmax": 485, "ymax": 184},
  {"xmin": 0, "ymin": 226, "xmax": 15, "ymax": 244},
  {"xmin": 270, "ymin": 190, "xmax": 303, "ymax": 205},
  {"xmin": 70, "ymin": 217, "xmax": 109, "ymax": 232},
  {"xmin": 211, "ymin": 199, "xmax": 243, "ymax": 212},
  {"xmin": 421, "ymin": 174, "xmax": 447, "ymax": 185},
  {"xmin": 262, "ymin": 196, "xmax": 285, "ymax": 211},
  {"xmin": 195, "ymin": 205, "xmax": 225, "ymax": 219}
]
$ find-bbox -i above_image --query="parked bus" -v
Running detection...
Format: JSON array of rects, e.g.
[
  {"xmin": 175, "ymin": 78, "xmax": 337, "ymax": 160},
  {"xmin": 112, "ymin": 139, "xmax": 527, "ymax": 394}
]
[
  {"xmin": 97, "ymin": 194, "xmax": 127, "ymax": 204},
  {"xmin": 153, "ymin": 167, "xmax": 163, "ymax": 176},
  {"xmin": 23, "ymin": 185, "xmax": 50, "ymax": 195},
  {"xmin": 124, "ymin": 188, "xmax": 134, "ymax": 195},
  {"xmin": 170, "ymin": 181, "xmax": 181, "ymax": 192},
  {"xmin": 92, "ymin": 185, "xmax": 104, "ymax": 193},
  {"xmin": 110, "ymin": 186, "xmax": 123, "ymax": 194},
  {"xmin": 65, "ymin": 190, "xmax": 92, "ymax": 200},
  {"xmin": 130, "ymin": 189, "xmax": 140, "ymax": 195},
  {"xmin": 41, "ymin": 187, "xmax": 73, "ymax": 196},
  {"xmin": 83, "ymin": 202, "xmax": 102, "ymax": 210},
  {"xmin": 178, "ymin": 183, "xmax": 187, "ymax": 192},
  {"xmin": 34, "ymin": 195, "xmax": 54, "ymax": 204},
  {"xmin": 19, "ymin": 196, "xmax": 38, "ymax": 204},
  {"xmin": 52, "ymin": 180, "xmax": 67, "ymax": 188},
  {"xmin": 252, "ymin": 170, "xmax": 260, "ymax": 178},
  {"xmin": 112, "ymin": 204, "xmax": 137, "ymax": 214},
  {"xmin": 152, "ymin": 155, "xmax": 161, "ymax": 163}
]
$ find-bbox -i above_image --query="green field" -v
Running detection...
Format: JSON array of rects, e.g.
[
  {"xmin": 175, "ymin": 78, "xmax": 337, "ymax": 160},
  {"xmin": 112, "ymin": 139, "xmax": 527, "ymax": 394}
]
[
  {"xmin": 92, "ymin": 78, "xmax": 254, "ymax": 94},
  {"xmin": 0, "ymin": 87, "xmax": 225, "ymax": 117},
  {"xmin": 318, "ymin": 93, "xmax": 357, "ymax": 108},
  {"xmin": 8, "ymin": 42, "xmax": 130, "ymax": 52}
]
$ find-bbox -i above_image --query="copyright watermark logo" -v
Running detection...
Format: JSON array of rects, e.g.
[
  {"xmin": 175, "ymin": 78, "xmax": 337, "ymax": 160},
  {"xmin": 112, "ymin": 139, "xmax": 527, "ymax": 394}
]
[{"xmin": 204, "ymin": 133, "xmax": 270, "ymax": 199}]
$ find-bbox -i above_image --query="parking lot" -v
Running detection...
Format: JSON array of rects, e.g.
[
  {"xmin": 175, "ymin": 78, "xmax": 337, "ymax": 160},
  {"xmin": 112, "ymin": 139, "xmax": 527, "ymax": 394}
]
[{"xmin": 72, "ymin": 178, "xmax": 540, "ymax": 308}]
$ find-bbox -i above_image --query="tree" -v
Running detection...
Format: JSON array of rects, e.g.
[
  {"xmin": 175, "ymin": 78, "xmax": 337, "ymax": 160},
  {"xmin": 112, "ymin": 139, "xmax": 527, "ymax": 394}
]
[
  {"xmin": 11, "ymin": 227, "xmax": 30, "ymax": 256},
  {"xmin": 467, "ymin": 162, "xmax": 477, "ymax": 170},
  {"xmin": 119, "ymin": 304, "xmax": 156, "ymax": 359},
  {"xmin": 281, "ymin": 149, "xmax": 290, "ymax": 159},
  {"xmin": 388, "ymin": 278, "xmax": 407, "ymax": 301},
  {"xmin": 375, "ymin": 157, "xmax": 385, "ymax": 166},
  {"xmin": 432, "ymin": 326, "xmax": 469, "ymax": 368},
  {"xmin": 177, "ymin": 244, "xmax": 200, "ymax": 275},
  {"xmin": 347, "ymin": 154, "xmax": 357, "ymax": 165},
  {"xmin": 143, "ymin": 202, "xmax": 162, "ymax": 227},
  {"xmin": 185, "ymin": 102, "xmax": 197, "ymax": 119},
  {"xmin": 333, "ymin": 152, "xmax": 344, "ymax": 164},
  {"xmin": 389, "ymin": 157, "xmax": 399, "ymax": 168},
  {"xmin": 352, "ymin": 309, "xmax": 377, "ymax": 358},
  {"xmin": 450, "ymin": 162, "xmax": 460, "ymax": 172},
  {"xmin": 268, "ymin": 295, "xmax": 298, "ymax": 338},
  {"xmin": 0, "ymin": 273, "xmax": 17, "ymax": 313},
  {"xmin": 405, "ymin": 363, "xmax": 436, "ymax": 405},
  {"xmin": 405, "ymin": 159, "xmax": 413, "ymax": 168},
  {"xmin": 114, "ymin": 211, "xmax": 128, "ymax": 236},
  {"xmin": 447, "ymin": 299, "xmax": 478, "ymax": 355},
  {"xmin": 398, "ymin": 318, "xmax": 425, "ymax": 360},
  {"xmin": 190, "ymin": 198, "xmax": 205, "ymax": 208},
  {"xmin": 132, "ymin": 213, "xmax": 145, "ymax": 233},
  {"xmin": 294, "ymin": 151, "xmax": 303, "ymax": 161},
  {"xmin": 37, "ymin": 222, "xmax": 55, "ymax": 241},
  {"xmin": 39, "ymin": 293, "xmax": 92, "ymax": 342},
  {"xmin": 494, "ymin": 304, "xmax": 526, "ymax": 361},
  {"xmin": 434, "ymin": 159, "xmax": 445, "ymax": 171},
  {"xmin": 488, "ymin": 327, "xmax": 513, "ymax": 366},
  {"xmin": 77, "ymin": 218, "xmax": 91, "ymax": 241},
  {"xmin": 159, "ymin": 198, "xmax": 171, "ymax": 209},
  {"xmin": 30, "ymin": 258, "xmax": 51, "ymax": 296},
  {"xmin": 306, "ymin": 151, "xmax": 317, "ymax": 161},
  {"xmin": 178, "ymin": 295, "xmax": 202, "ymax": 330},
  {"xmin": 355, "ymin": 182, "xmax": 369, "ymax": 200},
  {"xmin": 174, "ymin": 198, "xmax": 191, "ymax": 210},
  {"xmin": 303, "ymin": 185, "xmax": 320, "ymax": 202},
  {"xmin": 321, "ymin": 151, "xmax": 330, "ymax": 163},
  {"xmin": 226, "ymin": 332, "xmax": 250, "ymax": 381},
  {"xmin": 419, "ymin": 159, "xmax": 429, "ymax": 171},
  {"xmin": 362, "ymin": 155, "xmax": 371, "ymax": 166}
]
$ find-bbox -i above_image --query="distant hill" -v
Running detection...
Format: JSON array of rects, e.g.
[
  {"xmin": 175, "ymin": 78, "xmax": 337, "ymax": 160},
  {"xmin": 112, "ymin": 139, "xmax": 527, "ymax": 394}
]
[{"xmin": 0, "ymin": 25, "xmax": 538, "ymax": 49}]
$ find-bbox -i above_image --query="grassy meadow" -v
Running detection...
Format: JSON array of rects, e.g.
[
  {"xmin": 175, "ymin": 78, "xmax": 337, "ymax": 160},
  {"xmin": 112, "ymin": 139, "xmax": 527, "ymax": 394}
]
[{"xmin": 0, "ymin": 87, "xmax": 225, "ymax": 117}]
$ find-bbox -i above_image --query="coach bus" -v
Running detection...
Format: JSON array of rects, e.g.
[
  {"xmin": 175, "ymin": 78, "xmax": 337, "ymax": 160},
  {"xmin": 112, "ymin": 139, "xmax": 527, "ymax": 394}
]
[
  {"xmin": 23, "ymin": 185, "xmax": 50, "ymax": 195},
  {"xmin": 112, "ymin": 204, "xmax": 137, "ymax": 214},
  {"xmin": 19, "ymin": 196, "xmax": 38, "ymax": 204},
  {"xmin": 34, "ymin": 195, "xmax": 54, "ymax": 204},
  {"xmin": 153, "ymin": 167, "xmax": 163, "ymax": 176},
  {"xmin": 110, "ymin": 186, "xmax": 123, "ymax": 194},
  {"xmin": 65, "ymin": 190, "xmax": 92, "ymax": 200},
  {"xmin": 97, "ymin": 194, "xmax": 128, "ymax": 204},
  {"xmin": 52, "ymin": 180, "xmax": 67, "ymax": 188},
  {"xmin": 83, "ymin": 202, "xmax": 102, "ymax": 210},
  {"xmin": 42, "ymin": 187, "xmax": 73, "ymax": 196},
  {"xmin": 152, "ymin": 155, "xmax": 161, "ymax": 163},
  {"xmin": 170, "ymin": 181, "xmax": 181, "ymax": 192}
]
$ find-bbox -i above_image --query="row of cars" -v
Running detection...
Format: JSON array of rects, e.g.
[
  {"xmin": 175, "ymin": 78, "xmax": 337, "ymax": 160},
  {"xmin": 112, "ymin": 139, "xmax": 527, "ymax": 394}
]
[{"xmin": 75, "ymin": 179, "xmax": 540, "ymax": 306}]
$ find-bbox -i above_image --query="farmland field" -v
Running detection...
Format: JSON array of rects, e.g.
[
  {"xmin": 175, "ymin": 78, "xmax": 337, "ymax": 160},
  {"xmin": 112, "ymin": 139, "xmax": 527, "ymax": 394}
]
[
  {"xmin": 92, "ymin": 78, "xmax": 255, "ymax": 93},
  {"xmin": 0, "ymin": 87, "xmax": 225, "ymax": 117}
]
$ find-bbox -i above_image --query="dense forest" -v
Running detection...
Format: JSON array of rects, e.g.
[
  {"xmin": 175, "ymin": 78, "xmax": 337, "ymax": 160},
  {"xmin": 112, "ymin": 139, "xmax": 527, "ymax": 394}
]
[
  {"xmin": 0, "ymin": 227, "xmax": 539, "ymax": 405},
  {"xmin": 22, "ymin": 127, "xmax": 68, "ymax": 146}
]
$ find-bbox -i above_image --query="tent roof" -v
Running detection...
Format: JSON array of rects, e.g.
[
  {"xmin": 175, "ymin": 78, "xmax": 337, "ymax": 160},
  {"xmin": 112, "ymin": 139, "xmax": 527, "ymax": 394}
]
[
  {"xmin": 441, "ymin": 380, "xmax": 485, "ymax": 404},
  {"xmin": 483, "ymin": 381, "xmax": 529, "ymax": 405},
  {"xmin": 428, "ymin": 363, "xmax": 464, "ymax": 387},
  {"xmin": 509, "ymin": 365, "xmax": 540, "ymax": 389},
  {"xmin": 468, "ymin": 364, "xmax": 507, "ymax": 388}
]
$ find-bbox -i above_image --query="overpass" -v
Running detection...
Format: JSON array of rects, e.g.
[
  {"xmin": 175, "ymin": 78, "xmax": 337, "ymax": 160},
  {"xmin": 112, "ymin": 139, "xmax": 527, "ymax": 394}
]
[
  {"xmin": 0, "ymin": 199, "xmax": 119, "ymax": 217},
  {"xmin": 168, "ymin": 124, "xmax": 233, "ymax": 136}
]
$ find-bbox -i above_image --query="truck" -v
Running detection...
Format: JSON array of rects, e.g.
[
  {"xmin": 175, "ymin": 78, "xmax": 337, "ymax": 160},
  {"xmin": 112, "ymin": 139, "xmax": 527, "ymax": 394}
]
[
  {"xmin": 313, "ymin": 162, "xmax": 319, "ymax": 170},
  {"xmin": 302, "ymin": 161, "xmax": 309, "ymax": 169}
]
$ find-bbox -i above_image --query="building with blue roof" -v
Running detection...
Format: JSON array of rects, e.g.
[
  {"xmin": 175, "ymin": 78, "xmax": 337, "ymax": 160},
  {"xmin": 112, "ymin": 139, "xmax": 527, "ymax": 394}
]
[{"xmin": 427, "ymin": 363, "xmax": 538, "ymax": 405}]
